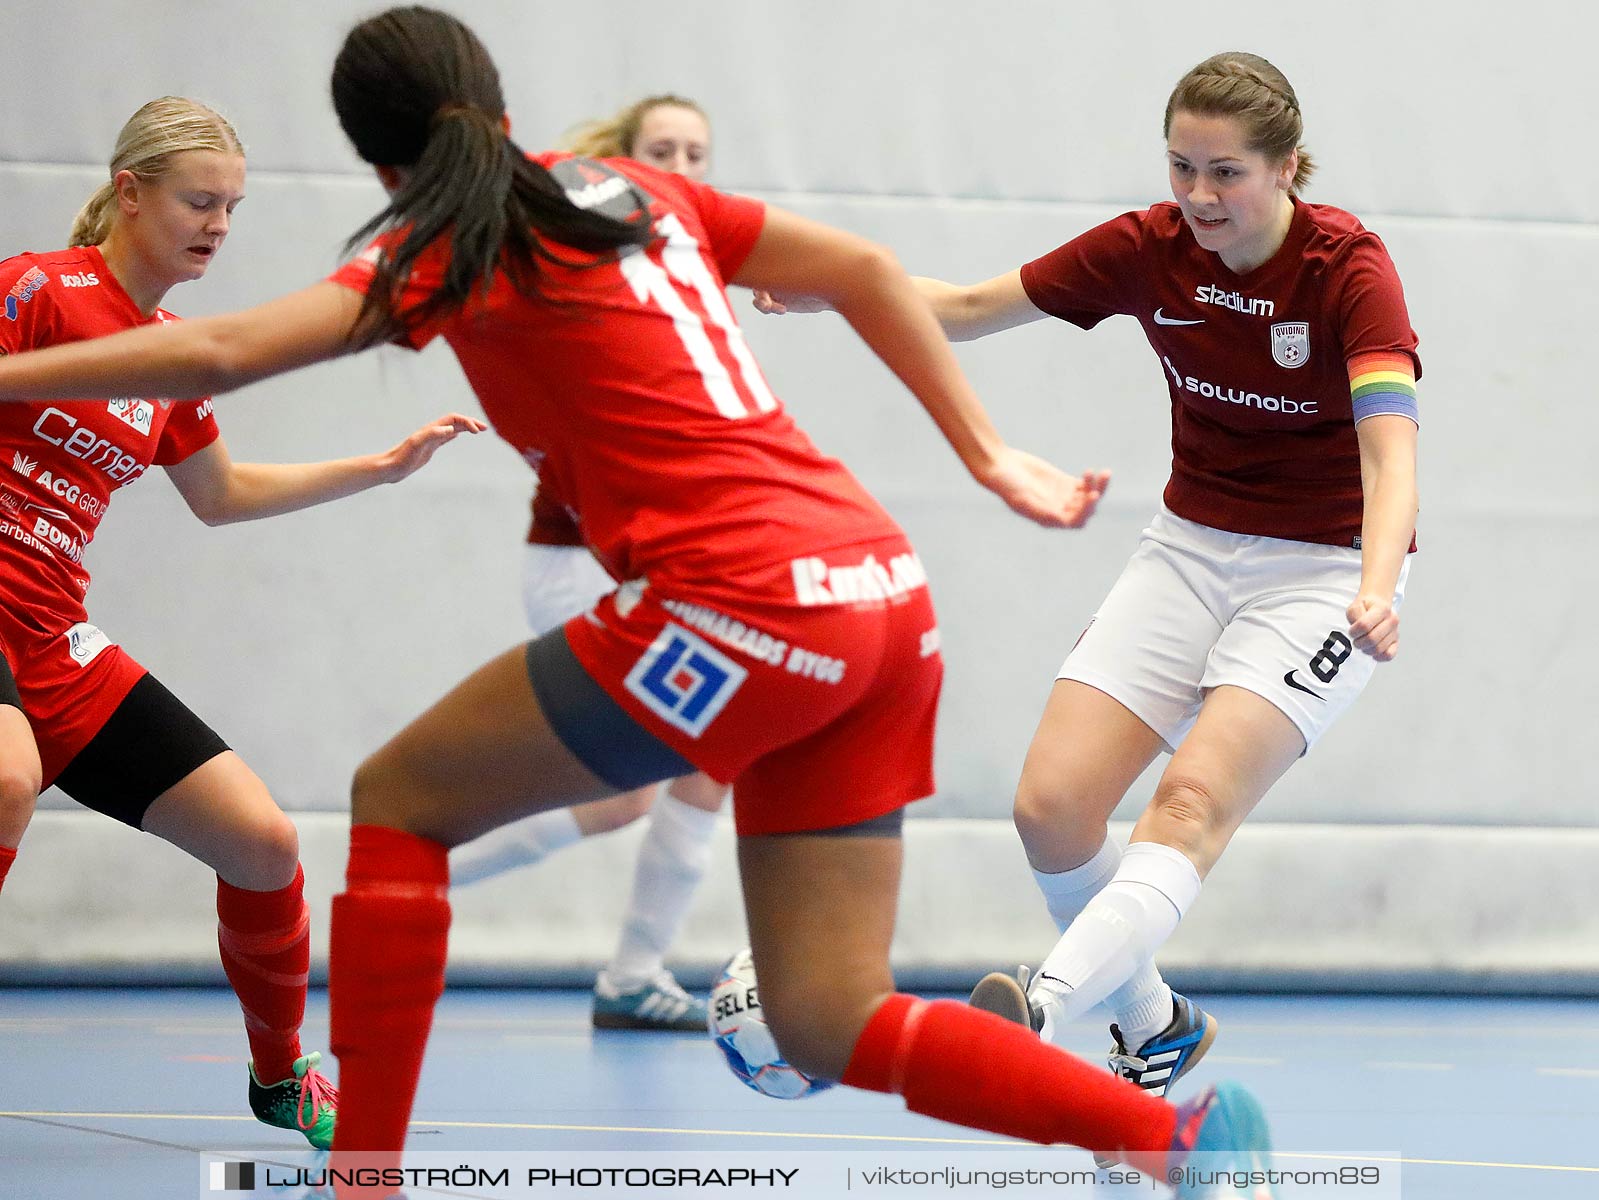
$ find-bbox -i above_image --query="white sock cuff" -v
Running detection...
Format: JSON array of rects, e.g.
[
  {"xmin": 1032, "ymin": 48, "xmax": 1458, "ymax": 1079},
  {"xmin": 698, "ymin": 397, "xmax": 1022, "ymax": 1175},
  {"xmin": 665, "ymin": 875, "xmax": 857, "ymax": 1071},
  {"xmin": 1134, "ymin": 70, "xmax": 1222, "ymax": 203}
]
[
  {"xmin": 447, "ymin": 807, "xmax": 583, "ymax": 888},
  {"xmin": 534, "ymin": 806, "xmax": 585, "ymax": 852},
  {"xmin": 1117, "ymin": 841, "xmax": 1203, "ymax": 919},
  {"xmin": 1031, "ymin": 836, "xmax": 1122, "ymax": 902}
]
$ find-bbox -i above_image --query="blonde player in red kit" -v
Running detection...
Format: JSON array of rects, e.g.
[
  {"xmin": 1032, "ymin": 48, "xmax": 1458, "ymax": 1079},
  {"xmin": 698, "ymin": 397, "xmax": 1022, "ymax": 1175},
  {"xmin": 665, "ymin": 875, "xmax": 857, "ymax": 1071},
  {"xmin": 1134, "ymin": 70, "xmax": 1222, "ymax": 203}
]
[
  {"xmin": 0, "ymin": 96, "xmax": 483, "ymax": 1148},
  {"xmin": 764, "ymin": 51, "xmax": 1419, "ymax": 1100},
  {"xmin": 0, "ymin": 14, "xmax": 1281, "ymax": 1199}
]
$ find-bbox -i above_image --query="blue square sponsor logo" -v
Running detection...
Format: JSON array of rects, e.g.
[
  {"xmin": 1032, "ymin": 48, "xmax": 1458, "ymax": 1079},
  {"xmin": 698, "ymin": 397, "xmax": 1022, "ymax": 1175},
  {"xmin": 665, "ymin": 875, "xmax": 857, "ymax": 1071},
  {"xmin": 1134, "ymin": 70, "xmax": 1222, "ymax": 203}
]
[{"xmin": 624, "ymin": 623, "xmax": 747, "ymax": 738}]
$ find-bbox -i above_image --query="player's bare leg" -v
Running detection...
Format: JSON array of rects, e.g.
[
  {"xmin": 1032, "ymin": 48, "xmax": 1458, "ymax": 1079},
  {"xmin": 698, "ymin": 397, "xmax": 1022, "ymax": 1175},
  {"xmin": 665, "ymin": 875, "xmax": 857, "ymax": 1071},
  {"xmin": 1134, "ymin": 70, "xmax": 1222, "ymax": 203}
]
[
  {"xmin": 0, "ymin": 706, "xmax": 41, "ymax": 894},
  {"xmin": 1133, "ymin": 684, "xmax": 1304, "ymax": 875},
  {"xmin": 142, "ymin": 752, "xmax": 299, "ymax": 889},
  {"xmin": 736, "ymin": 831, "xmax": 901, "ymax": 1079},
  {"xmin": 1028, "ymin": 685, "xmax": 1304, "ymax": 1042},
  {"xmin": 1014, "ymin": 680, "xmax": 1166, "ymax": 871},
  {"xmin": 329, "ymin": 642, "xmax": 619, "ymax": 1181},
  {"xmin": 142, "ymin": 753, "xmax": 333, "ymax": 1145},
  {"xmin": 976, "ymin": 681, "xmax": 1188, "ymax": 1077},
  {"xmin": 738, "ymin": 825, "xmax": 1251, "ymax": 1177}
]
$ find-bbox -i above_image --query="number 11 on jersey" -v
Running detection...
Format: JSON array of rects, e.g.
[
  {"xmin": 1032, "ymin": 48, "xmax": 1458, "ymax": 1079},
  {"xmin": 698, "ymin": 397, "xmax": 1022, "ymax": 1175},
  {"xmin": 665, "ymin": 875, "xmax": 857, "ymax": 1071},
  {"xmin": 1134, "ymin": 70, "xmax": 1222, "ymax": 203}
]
[{"xmin": 619, "ymin": 213, "xmax": 777, "ymax": 420}]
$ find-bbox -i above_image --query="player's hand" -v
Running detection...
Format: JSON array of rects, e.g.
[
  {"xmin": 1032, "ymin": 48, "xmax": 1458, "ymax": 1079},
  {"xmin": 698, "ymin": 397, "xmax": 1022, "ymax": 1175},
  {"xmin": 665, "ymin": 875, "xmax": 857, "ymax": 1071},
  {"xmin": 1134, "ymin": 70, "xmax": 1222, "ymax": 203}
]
[
  {"xmin": 1347, "ymin": 593, "xmax": 1399, "ymax": 660},
  {"xmin": 751, "ymin": 289, "xmax": 831, "ymax": 316},
  {"xmin": 977, "ymin": 448, "xmax": 1110, "ymax": 529},
  {"xmin": 379, "ymin": 413, "xmax": 488, "ymax": 482}
]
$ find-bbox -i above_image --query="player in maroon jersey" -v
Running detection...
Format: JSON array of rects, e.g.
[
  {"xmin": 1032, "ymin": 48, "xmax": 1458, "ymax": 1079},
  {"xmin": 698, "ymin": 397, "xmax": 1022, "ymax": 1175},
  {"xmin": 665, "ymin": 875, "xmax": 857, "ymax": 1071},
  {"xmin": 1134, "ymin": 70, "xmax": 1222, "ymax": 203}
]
[
  {"xmin": 0, "ymin": 96, "xmax": 483, "ymax": 1148},
  {"xmin": 768, "ymin": 51, "xmax": 1419, "ymax": 1102},
  {"xmin": 451, "ymin": 94, "xmax": 727, "ymax": 1033},
  {"xmin": 0, "ymin": 14, "xmax": 1279, "ymax": 1198}
]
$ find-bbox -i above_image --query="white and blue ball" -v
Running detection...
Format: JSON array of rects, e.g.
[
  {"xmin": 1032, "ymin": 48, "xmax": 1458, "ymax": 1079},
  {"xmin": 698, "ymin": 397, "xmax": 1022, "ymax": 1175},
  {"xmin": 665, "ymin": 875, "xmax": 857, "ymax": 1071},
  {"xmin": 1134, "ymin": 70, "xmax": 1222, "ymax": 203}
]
[{"xmin": 708, "ymin": 948, "xmax": 833, "ymax": 1100}]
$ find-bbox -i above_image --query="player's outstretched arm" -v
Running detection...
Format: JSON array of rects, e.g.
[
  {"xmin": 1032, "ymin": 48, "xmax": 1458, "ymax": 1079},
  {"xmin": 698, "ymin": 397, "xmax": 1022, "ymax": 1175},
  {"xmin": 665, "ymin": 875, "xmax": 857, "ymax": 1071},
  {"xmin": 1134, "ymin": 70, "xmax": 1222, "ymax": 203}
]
[
  {"xmin": 0, "ymin": 282, "xmax": 364, "ymax": 404},
  {"xmin": 909, "ymin": 271, "xmax": 1045, "ymax": 342},
  {"xmin": 754, "ymin": 264, "xmax": 1042, "ymax": 344},
  {"xmin": 1348, "ymin": 413, "xmax": 1418, "ymax": 661},
  {"xmin": 732, "ymin": 206, "xmax": 1106, "ymax": 529},
  {"xmin": 165, "ymin": 413, "xmax": 487, "ymax": 526}
]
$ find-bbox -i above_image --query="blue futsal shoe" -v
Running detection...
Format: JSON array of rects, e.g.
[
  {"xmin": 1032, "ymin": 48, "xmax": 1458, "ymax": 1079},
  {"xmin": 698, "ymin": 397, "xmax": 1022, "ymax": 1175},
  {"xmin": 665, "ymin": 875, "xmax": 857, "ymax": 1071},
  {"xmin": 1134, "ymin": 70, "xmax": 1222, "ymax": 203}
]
[
  {"xmin": 1167, "ymin": 1081, "xmax": 1275, "ymax": 1199},
  {"xmin": 1109, "ymin": 993, "xmax": 1219, "ymax": 1096}
]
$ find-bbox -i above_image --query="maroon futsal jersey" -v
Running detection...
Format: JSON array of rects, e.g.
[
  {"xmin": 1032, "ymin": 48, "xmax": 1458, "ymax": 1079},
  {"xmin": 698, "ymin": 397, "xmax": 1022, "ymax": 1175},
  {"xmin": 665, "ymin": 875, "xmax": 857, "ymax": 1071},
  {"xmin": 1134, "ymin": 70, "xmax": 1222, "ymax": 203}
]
[
  {"xmin": 1021, "ymin": 199, "xmax": 1419, "ymax": 548},
  {"xmin": 0, "ymin": 246, "xmax": 220, "ymax": 628}
]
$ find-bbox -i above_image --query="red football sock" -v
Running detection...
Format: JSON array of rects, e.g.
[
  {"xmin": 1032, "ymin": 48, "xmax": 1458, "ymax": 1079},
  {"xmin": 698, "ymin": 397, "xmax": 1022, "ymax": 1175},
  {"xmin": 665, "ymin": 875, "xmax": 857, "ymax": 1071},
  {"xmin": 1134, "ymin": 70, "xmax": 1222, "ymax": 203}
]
[
  {"xmin": 217, "ymin": 864, "xmax": 311, "ymax": 1084},
  {"xmin": 842, "ymin": 994, "xmax": 1178, "ymax": 1175},
  {"xmin": 329, "ymin": 823, "xmax": 450, "ymax": 1172},
  {"xmin": 0, "ymin": 844, "xmax": 16, "ymax": 895}
]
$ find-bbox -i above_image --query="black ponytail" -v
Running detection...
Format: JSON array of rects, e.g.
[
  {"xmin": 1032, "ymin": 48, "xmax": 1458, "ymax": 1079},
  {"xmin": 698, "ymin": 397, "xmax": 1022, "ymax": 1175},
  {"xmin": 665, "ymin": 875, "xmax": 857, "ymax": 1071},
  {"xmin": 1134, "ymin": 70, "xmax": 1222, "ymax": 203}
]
[{"xmin": 332, "ymin": 6, "xmax": 654, "ymax": 343}]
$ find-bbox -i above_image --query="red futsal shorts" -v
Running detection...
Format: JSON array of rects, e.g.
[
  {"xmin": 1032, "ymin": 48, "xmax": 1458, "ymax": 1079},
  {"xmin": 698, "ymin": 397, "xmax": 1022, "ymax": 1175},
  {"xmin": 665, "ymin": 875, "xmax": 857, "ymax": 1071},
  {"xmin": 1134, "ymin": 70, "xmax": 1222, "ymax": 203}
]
[
  {"xmin": 563, "ymin": 538, "xmax": 944, "ymax": 835},
  {"xmin": 0, "ymin": 614, "xmax": 146, "ymax": 788}
]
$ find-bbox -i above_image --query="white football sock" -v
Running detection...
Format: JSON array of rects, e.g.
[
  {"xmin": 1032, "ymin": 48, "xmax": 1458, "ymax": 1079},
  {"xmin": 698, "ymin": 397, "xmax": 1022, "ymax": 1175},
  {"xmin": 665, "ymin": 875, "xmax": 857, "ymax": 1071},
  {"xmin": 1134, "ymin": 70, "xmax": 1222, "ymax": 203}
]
[
  {"xmin": 1106, "ymin": 964, "xmax": 1175, "ymax": 1050},
  {"xmin": 605, "ymin": 794, "xmax": 718, "ymax": 990},
  {"xmin": 1031, "ymin": 837, "xmax": 1122, "ymax": 932},
  {"xmin": 448, "ymin": 807, "xmax": 583, "ymax": 887},
  {"xmin": 1029, "ymin": 838, "xmax": 1177, "ymax": 1046},
  {"xmin": 1031, "ymin": 841, "xmax": 1201, "ymax": 1042}
]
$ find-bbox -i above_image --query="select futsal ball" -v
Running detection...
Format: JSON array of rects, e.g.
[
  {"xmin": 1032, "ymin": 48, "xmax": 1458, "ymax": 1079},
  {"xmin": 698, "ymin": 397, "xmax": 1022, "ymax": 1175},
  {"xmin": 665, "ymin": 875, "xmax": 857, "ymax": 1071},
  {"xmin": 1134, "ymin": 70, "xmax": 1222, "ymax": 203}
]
[{"xmin": 708, "ymin": 948, "xmax": 833, "ymax": 1100}]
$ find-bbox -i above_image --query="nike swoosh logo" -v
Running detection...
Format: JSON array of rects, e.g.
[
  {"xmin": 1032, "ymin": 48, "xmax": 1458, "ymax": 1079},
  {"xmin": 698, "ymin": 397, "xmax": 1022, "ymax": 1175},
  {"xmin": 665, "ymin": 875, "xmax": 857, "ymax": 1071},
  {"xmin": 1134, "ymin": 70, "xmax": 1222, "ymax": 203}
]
[
  {"xmin": 1283, "ymin": 670, "xmax": 1325, "ymax": 701},
  {"xmin": 1153, "ymin": 308, "xmax": 1205, "ymax": 326}
]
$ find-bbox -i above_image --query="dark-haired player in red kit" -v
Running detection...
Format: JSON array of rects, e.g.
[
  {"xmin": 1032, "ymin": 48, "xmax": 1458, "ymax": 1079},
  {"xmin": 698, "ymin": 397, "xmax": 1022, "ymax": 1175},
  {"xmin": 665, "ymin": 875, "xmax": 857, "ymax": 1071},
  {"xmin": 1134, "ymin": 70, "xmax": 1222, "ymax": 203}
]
[
  {"xmin": 0, "ymin": 12, "xmax": 1278, "ymax": 1199},
  {"xmin": 0, "ymin": 96, "xmax": 482, "ymax": 1149}
]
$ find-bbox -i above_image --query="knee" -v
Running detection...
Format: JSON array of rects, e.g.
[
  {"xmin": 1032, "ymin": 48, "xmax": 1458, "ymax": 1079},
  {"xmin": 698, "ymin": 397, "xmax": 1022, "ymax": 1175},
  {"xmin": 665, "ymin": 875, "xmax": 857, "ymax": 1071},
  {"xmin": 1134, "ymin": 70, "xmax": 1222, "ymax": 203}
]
[
  {"xmin": 351, "ymin": 748, "xmax": 419, "ymax": 829},
  {"xmin": 581, "ymin": 788, "xmax": 654, "ymax": 834},
  {"xmin": 229, "ymin": 806, "xmax": 301, "ymax": 890},
  {"xmin": 1146, "ymin": 774, "xmax": 1226, "ymax": 851},
  {"xmin": 1012, "ymin": 773, "xmax": 1106, "ymax": 868},
  {"xmin": 666, "ymin": 772, "xmax": 727, "ymax": 812},
  {"xmin": 0, "ymin": 761, "xmax": 39, "ymax": 843},
  {"xmin": 758, "ymin": 978, "xmax": 890, "ymax": 1082}
]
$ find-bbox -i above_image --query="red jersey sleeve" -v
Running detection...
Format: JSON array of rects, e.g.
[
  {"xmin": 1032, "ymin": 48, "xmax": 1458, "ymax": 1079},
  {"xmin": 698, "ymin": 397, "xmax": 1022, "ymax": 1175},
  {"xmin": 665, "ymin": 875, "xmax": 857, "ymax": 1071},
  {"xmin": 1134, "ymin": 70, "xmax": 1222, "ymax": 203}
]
[
  {"xmin": 1019, "ymin": 211, "xmax": 1146, "ymax": 330},
  {"xmin": 152, "ymin": 397, "xmax": 221, "ymax": 465},
  {"xmin": 1332, "ymin": 234, "xmax": 1422, "ymax": 379},
  {"xmin": 1, "ymin": 255, "xmax": 60, "ymax": 356},
  {"xmin": 667, "ymin": 176, "xmax": 767, "ymax": 281},
  {"xmin": 327, "ymin": 239, "xmax": 447, "ymax": 352}
]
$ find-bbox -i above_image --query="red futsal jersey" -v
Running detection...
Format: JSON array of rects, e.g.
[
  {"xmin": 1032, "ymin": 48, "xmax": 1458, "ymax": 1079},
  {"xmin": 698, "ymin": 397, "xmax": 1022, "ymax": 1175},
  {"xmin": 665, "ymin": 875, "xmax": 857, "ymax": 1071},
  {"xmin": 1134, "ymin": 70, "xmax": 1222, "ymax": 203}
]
[
  {"xmin": 331, "ymin": 156, "xmax": 941, "ymax": 832},
  {"xmin": 0, "ymin": 246, "xmax": 220, "ymax": 630},
  {"xmin": 1021, "ymin": 199, "xmax": 1420, "ymax": 548},
  {"xmin": 331, "ymin": 153, "xmax": 902, "ymax": 592}
]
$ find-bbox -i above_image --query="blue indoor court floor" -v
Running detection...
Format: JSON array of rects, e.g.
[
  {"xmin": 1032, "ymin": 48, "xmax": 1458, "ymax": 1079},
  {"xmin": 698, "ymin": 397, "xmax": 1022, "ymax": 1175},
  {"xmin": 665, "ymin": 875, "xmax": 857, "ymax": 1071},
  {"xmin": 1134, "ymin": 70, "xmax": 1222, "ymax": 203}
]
[{"xmin": 2, "ymin": 988, "xmax": 1596, "ymax": 1199}]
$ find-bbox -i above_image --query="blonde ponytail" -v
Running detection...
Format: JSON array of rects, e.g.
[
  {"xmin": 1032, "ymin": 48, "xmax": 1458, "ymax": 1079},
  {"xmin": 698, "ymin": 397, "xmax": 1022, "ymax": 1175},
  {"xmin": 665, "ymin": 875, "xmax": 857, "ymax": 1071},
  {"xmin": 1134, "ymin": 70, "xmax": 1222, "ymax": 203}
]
[{"xmin": 68, "ymin": 181, "xmax": 120, "ymax": 248}]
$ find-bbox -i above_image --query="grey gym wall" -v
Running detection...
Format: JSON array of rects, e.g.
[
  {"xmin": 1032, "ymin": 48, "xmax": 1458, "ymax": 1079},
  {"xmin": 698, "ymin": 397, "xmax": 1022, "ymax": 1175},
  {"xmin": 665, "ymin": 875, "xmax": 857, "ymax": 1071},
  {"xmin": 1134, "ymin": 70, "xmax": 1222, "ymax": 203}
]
[{"xmin": 2, "ymin": 0, "xmax": 1595, "ymax": 988}]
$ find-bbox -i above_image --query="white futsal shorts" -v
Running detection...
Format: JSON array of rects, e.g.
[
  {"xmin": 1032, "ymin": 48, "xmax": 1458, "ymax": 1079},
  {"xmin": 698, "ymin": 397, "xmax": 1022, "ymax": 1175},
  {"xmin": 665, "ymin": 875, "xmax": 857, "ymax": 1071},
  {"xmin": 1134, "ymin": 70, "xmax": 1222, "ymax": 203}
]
[
  {"xmin": 522, "ymin": 543, "xmax": 615, "ymax": 637},
  {"xmin": 1059, "ymin": 506, "xmax": 1409, "ymax": 753}
]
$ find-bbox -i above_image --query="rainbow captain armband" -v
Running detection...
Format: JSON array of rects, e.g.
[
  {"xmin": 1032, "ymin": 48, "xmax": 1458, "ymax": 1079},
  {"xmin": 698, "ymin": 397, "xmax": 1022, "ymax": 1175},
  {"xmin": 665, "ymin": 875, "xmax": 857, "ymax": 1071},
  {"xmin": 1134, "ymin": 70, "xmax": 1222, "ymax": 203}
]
[{"xmin": 1347, "ymin": 352, "xmax": 1418, "ymax": 425}]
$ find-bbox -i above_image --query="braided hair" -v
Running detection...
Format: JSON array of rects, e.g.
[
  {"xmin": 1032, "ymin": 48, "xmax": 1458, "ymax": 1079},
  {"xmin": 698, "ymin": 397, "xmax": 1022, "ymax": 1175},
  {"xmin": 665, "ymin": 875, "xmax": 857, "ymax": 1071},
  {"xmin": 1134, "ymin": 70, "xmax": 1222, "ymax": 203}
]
[{"xmin": 1164, "ymin": 52, "xmax": 1315, "ymax": 193}]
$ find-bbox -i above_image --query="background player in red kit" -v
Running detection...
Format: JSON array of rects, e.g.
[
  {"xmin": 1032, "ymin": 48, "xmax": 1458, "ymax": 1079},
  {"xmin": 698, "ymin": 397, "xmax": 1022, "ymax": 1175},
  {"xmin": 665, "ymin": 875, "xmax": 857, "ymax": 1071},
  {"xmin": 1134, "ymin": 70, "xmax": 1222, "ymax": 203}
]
[
  {"xmin": 451, "ymin": 93, "xmax": 728, "ymax": 1033},
  {"xmin": 0, "ymin": 96, "xmax": 482, "ymax": 1148},
  {"xmin": 766, "ymin": 51, "xmax": 1420, "ymax": 1098},
  {"xmin": 0, "ymin": 13, "xmax": 1279, "ymax": 1198}
]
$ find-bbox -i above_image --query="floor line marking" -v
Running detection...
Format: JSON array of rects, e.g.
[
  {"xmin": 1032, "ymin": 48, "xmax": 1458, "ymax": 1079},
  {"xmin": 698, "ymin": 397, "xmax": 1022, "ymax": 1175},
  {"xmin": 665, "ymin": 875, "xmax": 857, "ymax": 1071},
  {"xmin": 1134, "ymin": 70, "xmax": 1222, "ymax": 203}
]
[{"xmin": 6, "ymin": 1111, "xmax": 1599, "ymax": 1172}]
